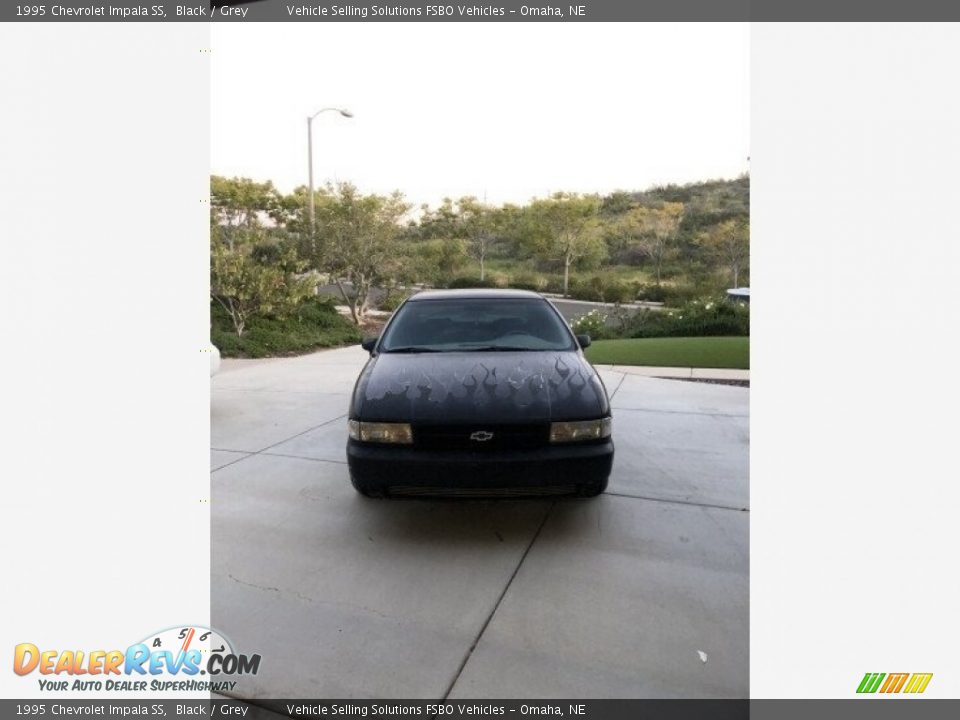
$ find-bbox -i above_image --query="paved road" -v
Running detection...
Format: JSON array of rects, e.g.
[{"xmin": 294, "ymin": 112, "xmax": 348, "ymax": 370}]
[
  {"xmin": 316, "ymin": 283, "xmax": 659, "ymax": 325},
  {"xmin": 545, "ymin": 297, "xmax": 662, "ymax": 324},
  {"xmin": 211, "ymin": 346, "xmax": 748, "ymax": 699}
]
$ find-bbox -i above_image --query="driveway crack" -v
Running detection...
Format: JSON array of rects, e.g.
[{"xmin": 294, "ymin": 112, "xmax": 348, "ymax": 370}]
[
  {"xmin": 228, "ymin": 574, "xmax": 403, "ymax": 620},
  {"xmin": 256, "ymin": 413, "xmax": 348, "ymax": 454},
  {"xmin": 228, "ymin": 573, "xmax": 315, "ymax": 604},
  {"xmin": 608, "ymin": 372, "xmax": 628, "ymax": 401},
  {"xmin": 604, "ymin": 491, "xmax": 748, "ymax": 512},
  {"xmin": 441, "ymin": 501, "xmax": 555, "ymax": 700}
]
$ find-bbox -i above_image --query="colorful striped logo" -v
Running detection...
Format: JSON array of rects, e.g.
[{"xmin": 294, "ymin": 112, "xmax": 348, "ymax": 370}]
[{"xmin": 857, "ymin": 672, "xmax": 933, "ymax": 694}]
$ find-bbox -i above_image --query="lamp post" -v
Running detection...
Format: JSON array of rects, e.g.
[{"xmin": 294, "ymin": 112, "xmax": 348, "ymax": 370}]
[{"xmin": 306, "ymin": 107, "xmax": 353, "ymax": 239}]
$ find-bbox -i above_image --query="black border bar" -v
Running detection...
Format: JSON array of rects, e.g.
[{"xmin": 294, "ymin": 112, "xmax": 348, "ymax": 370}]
[
  {"xmin": 4, "ymin": 700, "xmax": 960, "ymax": 720},
  {"xmin": 7, "ymin": 0, "xmax": 960, "ymax": 22}
]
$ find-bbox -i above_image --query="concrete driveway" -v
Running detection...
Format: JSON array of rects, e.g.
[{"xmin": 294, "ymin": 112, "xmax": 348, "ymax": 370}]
[{"xmin": 211, "ymin": 346, "xmax": 748, "ymax": 699}]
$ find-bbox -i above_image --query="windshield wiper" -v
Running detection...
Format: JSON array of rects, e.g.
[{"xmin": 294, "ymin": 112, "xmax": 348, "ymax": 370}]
[{"xmin": 383, "ymin": 346, "xmax": 444, "ymax": 353}]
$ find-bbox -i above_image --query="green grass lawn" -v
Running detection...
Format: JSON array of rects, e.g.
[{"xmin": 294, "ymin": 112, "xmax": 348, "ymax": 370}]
[{"xmin": 585, "ymin": 336, "xmax": 749, "ymax": 369}]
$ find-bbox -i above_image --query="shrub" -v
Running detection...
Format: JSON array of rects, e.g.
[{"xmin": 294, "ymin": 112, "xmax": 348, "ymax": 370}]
[
  {"xmin": 211, "ymin": 242, "xmax": 315, "ymax": 337},
  {"xmin": 377, "ymin": 293, "xmax": 409, "ymax": 313},
  {"xmin": 487, "ymin": 272, "xmax": 510, "ymax": 288},
  {"xmin": 212, "ymin": 297, "xmax": 361, "ymax": 358},
  {"xmin": 447, "ymin": 275, "xmax": 496, "ymax": 289},
  {"xmin": 569, "ymin": 275, "xmax": 636, "ymax": 304},
  {"xmin": 636, "ymin": 283, "xmax": 668, "ymax": 303},
  {"xmin": 636, "ymin": 282, "xmax": 697, "ymax": 306},
  {"xmin": 605, "ymin": 280, "xmax": 636, "ymax": 304},
  {"xmin": 511, "ymin": 271, "xmax": 548, "ymax": 291},
  {"xmin": 543, "ymin": 275, "xmax": 566, "ymax": 294},
  {"xmin": 626, "ymin": 297, "xmax": 749, "ymax": 338},
  {"xmin": 570, "ymin": 309, "xmax": 613, "ymax": 340}
]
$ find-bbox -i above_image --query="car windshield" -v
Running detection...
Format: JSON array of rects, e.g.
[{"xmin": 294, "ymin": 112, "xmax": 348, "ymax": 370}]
[{"xmin": 379, "ymin": 298, "xmax": 577, "ymax": 353}]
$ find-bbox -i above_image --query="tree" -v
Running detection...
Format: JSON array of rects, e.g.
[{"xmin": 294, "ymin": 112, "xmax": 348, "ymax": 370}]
[
  {"xmin": 697, "ymin": 218, "xmax": 750, "ymax": 287},
  {"xmin": 600, "ymin": 190, "xmax": 637, "ymax": 216},
  {"xmin": 418, "ymin": 197, "xmax": 501, "ymax": 281},
  {"xmin": 620, "ymin": 202, "xmax": 684, "ymax": 285},
  {"xmin": 457, "ymin": 197, "xmax": 500, "ymax": 281},
  {"xmin": 267, "ymin": 185, "xmax": 311, "ymax": 233},
  {"xmin": 314, "ymin": 183, "xmax": 411, "ymax": 324},
  {"xmin": 417, "ymin": 197, "xmax": 459, "ymax": 239},
  {"xmin": 210, "ymin": 241, "xmax": 314, "ymax": 337},
  {"xmin": 210, "ymin": 176, "xmax": 280, "ymax": 251},
  {"xmin": 525, "ymin": 193, "xmax": 605, "ymax": 297},
  {"xmin": 402, "ymin": 238, "xmax": 469, "ymax": 287}
]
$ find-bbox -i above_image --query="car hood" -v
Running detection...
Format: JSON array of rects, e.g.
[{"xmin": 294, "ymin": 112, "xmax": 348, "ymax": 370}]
[{"xmin": 351, "ymin": 351, "xmax": 610, "ymax": 424}]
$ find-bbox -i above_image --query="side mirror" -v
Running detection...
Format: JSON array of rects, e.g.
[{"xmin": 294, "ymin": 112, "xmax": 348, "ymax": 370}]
[
  {"xmin": 361, "ymin": 336, "xmax": 378, "ymax": 354},
  {"xmin": 576, "ymin": 334, "xmax": 592, "ymax": 349}
]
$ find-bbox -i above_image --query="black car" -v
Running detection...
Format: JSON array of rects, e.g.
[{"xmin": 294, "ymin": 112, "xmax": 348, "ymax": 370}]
[{"xmin": 346, "ymin": 289, "xmax": 614, "ymax": 498}]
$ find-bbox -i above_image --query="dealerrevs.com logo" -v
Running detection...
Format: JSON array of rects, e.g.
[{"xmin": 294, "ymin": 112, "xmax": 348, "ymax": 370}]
[
  {"xmin": 857, "ymin": 672, "xmax": 933, "ymax": 695},
  {"xmin": 13, "ymin": 626, "xmax": 261, "ymax": 693}
]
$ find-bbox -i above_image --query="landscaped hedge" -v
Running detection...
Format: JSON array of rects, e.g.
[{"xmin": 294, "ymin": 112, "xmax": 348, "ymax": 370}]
[
  {"xmin": 568, "ymin": 275, "xmax": 637, "ymax": 304},
  {"xmin": 628, "ymin": 298, "xmax": 749, "ymax": 338},
  {"xmin": 377, "ymin": 293, "xmax": 410, "ymax": 312},
  {"xmin": 212, "ymin": 297, "xmax": 361, "ymax": 358},
  {"xmin": 510, "ymin": 271, "xmax": 549, "ymax": 291},
  {"xmin": 571, "ymin": 297, "xmax": 749, "ymax": 341},
  {"xmin": 635, "ymin": 282, "xmax": 700, "ymax": 306},
  {"xmin": 446, "ymin": 275, "xmax": 498, "ymax": 289}
]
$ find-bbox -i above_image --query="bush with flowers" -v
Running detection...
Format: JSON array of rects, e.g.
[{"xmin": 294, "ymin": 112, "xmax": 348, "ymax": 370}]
[
  {"xmin": 627, "ymin": 296, "xmax": 749, "ymax": 338},
  {"xmin": 570, "ymin": 308, "xmax": 612, "ymax": 340},
  {"xmin": 571, "ymin": 296, "xmax": 748, "ymax": 341}
]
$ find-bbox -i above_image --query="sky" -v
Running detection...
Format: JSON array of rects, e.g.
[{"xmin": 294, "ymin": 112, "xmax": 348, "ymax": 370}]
[{"xmin": 211, "ymin": 23, "xmax": 749, "ymax": 211}]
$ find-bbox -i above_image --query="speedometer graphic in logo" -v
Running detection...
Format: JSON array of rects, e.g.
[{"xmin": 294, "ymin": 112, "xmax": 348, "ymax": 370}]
[{"xmin": 138, "ymin": 625, "xmax": 236, "ymax": 675}]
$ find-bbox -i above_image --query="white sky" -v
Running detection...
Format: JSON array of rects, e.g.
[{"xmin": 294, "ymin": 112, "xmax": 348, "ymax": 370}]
[{"xmin": 211, "ymin": 23, "xmax": 749, "ymax": 210}]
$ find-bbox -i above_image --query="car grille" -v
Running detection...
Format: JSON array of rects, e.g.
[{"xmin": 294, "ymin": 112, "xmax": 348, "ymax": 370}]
[{"xmin": 413, "ymin": 423, "xmax": 550, "ymax": 451}]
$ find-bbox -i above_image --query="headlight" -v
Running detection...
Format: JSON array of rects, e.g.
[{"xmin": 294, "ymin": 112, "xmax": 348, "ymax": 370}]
[
  {"xmin": 549, "ymin": 417, "xmax": 612, "ymax": 443},
  {"xmin": 348, "ymin": 420, "xmax": 413, "ymax": 445}
]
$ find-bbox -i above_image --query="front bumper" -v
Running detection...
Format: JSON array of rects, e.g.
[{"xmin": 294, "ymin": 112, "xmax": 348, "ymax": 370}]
[{"xmin": 346, "ymin": 438, "xmax": 613, "ymax": 496}]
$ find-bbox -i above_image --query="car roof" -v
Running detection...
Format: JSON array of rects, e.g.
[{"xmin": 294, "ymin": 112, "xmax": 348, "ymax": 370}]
[{"xmin": 406, "ymin": 288, "xmax": 545, "ymax": 301}]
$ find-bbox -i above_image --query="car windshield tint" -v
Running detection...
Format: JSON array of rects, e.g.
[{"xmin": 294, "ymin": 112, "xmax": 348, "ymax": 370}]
[{"xmin": 380, "ymin": 298, "xmax": 576, "ymax": 353}]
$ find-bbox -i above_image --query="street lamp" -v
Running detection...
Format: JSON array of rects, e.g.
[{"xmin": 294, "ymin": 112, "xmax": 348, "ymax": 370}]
[{"xmin": 307, "ymin": 107, "xmax": 353, "ymax": 238}]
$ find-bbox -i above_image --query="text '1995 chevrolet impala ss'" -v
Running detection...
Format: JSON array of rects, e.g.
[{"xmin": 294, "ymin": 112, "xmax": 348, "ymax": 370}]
[{"xmin": 346, "ymin": 289, "xmax": 614, "ymax": 498}]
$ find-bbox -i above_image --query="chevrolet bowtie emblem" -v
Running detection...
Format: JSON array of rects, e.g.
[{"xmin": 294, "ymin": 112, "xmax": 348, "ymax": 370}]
[{"xmin": 469, "ymin": 431, "xmax": 494, "ymax": 442}]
